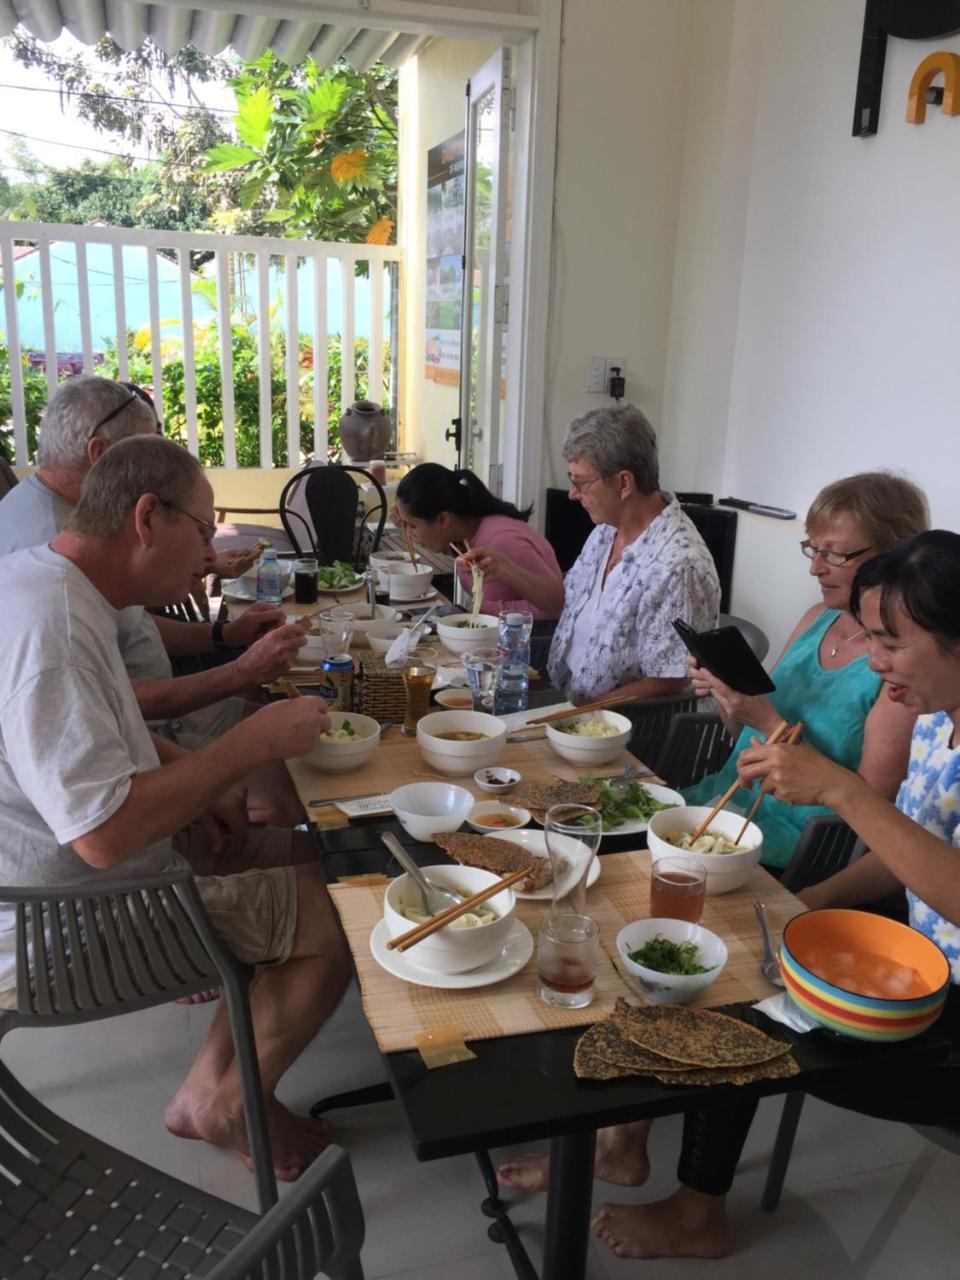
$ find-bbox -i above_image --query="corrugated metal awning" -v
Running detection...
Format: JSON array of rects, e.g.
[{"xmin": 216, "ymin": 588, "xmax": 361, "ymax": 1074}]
[{"xmin": 0, "ymin": 2, "xmax": 430, "ymax": 69}]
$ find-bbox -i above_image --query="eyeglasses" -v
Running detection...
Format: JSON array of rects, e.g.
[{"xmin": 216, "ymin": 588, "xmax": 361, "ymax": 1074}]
[
  {"xmin": 160, "ymin": 499, "xmax": 216, "ymax": 545},
  {"xmin": 567, "ymin": 472, "xmax": 605, "ymax": 494},
  {"xmin": 88, "ymin": 392, "xmax": 139, "ymax": 443},
  {"xmin": 800, "ymin": 539, "xmax": 872, "ymax": 567}
]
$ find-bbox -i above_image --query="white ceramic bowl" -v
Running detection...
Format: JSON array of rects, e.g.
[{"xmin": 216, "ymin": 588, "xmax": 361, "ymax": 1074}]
[
  {"xmin": 383, "ymin": 863, "xmax": 517, "ymax": 973},
  {"xmin": 473, "ymin": 766, "xmax": 522, "ymax": 794},
  {"xmin": 388, "ymin": 781, "xmax": 475, "ymax": 840},
  {"xmin": 317, "ymin": 603, "xmax": 399, "ymax": 649},
  {"xmin": 467, "ymin": 801, "xmax": 531, "ymax": 834},
  {"xmin": 545, "ymin": 709, "xmax": 632, "ymax": 766},
  {"xmin": 416, "ymin": 709, "xmax": 507, "ymax": 775},
  {"xmin": 647, "ymin": 806, "xmax": 764, "ymax": 895},
  {"xmin": 435, "ymin": 613, "xmax": 500, "ymax": 654},
  {"xmin": 435, "ymin": 688, "xmax": 476, "ymax": 710},
  {"xmin": 388, "ymin": 564, "xmax": 434, "ymax": 600},
  {"xmin": 301, "ymin": 711, "xmax": 381, "ymax": 773},
  {"xmin": 366, "ymin": 620, "xmax": 416, "ymax": 655},
  {"xmin": 617, "ymin": 918, "xmax": 728, "ymax": 1004}
]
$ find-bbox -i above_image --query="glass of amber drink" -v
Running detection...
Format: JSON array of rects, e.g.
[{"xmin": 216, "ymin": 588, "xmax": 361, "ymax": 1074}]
[
  {"xmin": 401, "ymin": 646, "xmax": 439, "ymax": 735},
  {"xmin": 649, "ymin": 855, "xmax": 706, "ymax": 924}
]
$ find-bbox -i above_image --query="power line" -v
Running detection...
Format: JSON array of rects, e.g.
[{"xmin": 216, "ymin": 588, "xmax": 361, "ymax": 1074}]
[
  {"xmin": 0, "ymin": 127, "xmax": 158, "ymax": 161},
  {"xmin": 0, "ymin": 80, "xmax": 235, "ymax": 114}
]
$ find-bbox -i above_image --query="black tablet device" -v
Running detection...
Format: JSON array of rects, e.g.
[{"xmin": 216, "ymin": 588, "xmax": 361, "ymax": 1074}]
[{"xmin": 673, "ymin": 618, "xmax": 775, "ymax": 696}]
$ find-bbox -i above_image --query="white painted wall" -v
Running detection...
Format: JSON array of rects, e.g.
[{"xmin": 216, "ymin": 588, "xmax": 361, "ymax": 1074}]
[{"xmin": 541, "ymin": 0, "xmax": 694, "ymax": 491}]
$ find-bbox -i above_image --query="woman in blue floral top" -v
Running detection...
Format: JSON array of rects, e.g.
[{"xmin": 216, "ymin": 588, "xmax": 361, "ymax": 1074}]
[{"xmin": 585, "ymin": 531, "xmax": 960, "ymax": 1264}]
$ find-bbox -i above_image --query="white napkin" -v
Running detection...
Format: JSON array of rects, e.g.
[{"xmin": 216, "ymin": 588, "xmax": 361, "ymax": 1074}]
[
  {"xmin": 752, "ymin": 992, "xmax": 819, "ymax": 1034},
  {"xmin": 385, "ymin": 627, "xmax": 418, "ymax": 666}
]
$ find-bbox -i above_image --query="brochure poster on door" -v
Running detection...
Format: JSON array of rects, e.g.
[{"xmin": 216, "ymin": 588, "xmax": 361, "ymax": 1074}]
[{"xmin": 426, "ymin": 130, "xmax": 465, "ymax": 385}]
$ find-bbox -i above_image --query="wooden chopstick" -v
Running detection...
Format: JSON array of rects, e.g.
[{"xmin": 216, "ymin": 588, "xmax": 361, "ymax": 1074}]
[
  {"xmin": 527, "ymin": 688, "xmax": 642, "ymax": 726},
  {"xmin": 733, "ymin": 721, "xmax": 803, "ymax": 845},
  {"xmin": 403, "ymin": 522, "xmax": 418, "ymax": 568},
  {"xmin": 386, "ymin": 865, "xmax": 530, "ymax": 952},
  {"xmin": 688, "ymin": 718, "xmax": 790, "ymax": 843}
]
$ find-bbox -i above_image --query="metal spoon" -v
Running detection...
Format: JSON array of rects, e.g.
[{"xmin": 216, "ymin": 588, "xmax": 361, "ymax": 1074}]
[
  {"xmin": 380, "ymin": 832, "xmax": 463, "ymax": 916},
  {"xmin": 754, "ymin": 901, "xmax": 784, "ymax": 987}
]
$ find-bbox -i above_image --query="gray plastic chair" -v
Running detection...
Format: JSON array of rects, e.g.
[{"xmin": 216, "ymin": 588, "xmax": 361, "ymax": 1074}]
[
  {"xmin": 0, "ymin": 865, "xmax": 278, "ymax": 1213},
  {"xmin": 620, "ymin": 691, "xmax": 700, "ymax": 769},
  {"xmin": 718, "ymin": 612, "xmax": 770, "ymax": 664},
  {"xmin": 655, "ymin": 711, "xmax": 735, "ymax": 790},
  {"xmin": 0, "ymin": 1055, "xmax": 365, "ymax": 1279}
]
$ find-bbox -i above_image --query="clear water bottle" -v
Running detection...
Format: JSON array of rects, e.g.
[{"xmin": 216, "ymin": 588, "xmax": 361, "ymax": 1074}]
[
  {"xmin": 256, "ymin": 548, "xmax": 283, "ymax": 604},
  {"xmin": 495, "ymin": 610, "xmax": 533, "ymax": 714}
]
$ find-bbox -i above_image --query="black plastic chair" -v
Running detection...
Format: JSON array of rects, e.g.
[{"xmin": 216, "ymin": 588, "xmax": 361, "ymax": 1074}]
[
  {"xmin": 0, "ymin": 866, "xmax": 278, "ymax": 1213},
  {"xmin": 0, "ymin": 1059, "xmax": 365, "ymax": 1279},
  {"xmin": 280, "ymin": 464, "xmax": 387, "ymax": 568},
  {"xmin": 655, "ymin": 711, "xmax": 735, "ymax": 790},
  {"xmin": 761, "ymin": 815, "xmax": 863, "ymax": 1212}
]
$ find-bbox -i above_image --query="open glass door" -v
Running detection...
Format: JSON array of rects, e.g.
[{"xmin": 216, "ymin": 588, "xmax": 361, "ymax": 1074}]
[{"xmin": 458, "ymin": 48, "xmax": 512, "ymax": 496}]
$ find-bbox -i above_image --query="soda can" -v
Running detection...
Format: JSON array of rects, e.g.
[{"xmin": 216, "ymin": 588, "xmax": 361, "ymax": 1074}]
[{"xmin": 319, "ymin": 654, "xmax": 354, "ymax": 711}]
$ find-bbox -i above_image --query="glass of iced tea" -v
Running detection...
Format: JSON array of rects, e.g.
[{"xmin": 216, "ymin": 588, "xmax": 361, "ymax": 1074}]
[
  {"xmin": 538, "ymin": 912, "xmax": 600, "ymax": 1009},
  {"xmin": 650, "ymin": 855, "xmax": 706, "ymax": 924},
  {"xmin": 400, "ymin": 645, "xmax": 438, "ymax": 735}
]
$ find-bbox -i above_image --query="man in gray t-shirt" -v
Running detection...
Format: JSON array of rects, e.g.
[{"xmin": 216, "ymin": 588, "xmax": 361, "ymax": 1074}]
[
  {"xmin": 0, "ymin": 376, "xmax": 307, "ymax": 823},
  {"xmin": 0, "ymin": 436, "xmax": 348, "ymax": 1182}
]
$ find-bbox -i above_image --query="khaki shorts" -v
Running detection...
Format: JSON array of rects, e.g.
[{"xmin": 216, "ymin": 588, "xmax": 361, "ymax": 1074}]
[{"xmin": 175, "ymin": 824, "xmax": 299, "ymax": 968}]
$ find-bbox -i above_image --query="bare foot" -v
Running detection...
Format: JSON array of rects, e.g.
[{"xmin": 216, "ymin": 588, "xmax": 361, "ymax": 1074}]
[
  {"xmin": 175, "ymin": 987, "xmax": 221, "ymax": 1005},
  {"xmin": 176, "ymin": 1096, "xmax": 331, "ymax": 1181},
  {"xmin": 591, "ymin": 1189, "xmax": 731, "ymax": 1260},
  {"xmin": 498, "ymin": 1121, "xmax": 651, "ymax": 1192}
]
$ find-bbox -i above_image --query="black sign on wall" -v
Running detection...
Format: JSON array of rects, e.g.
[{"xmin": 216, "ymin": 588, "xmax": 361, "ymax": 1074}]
[{"xmin": 855, "ymin": 0, "xmax": 960, "ymax": 134}]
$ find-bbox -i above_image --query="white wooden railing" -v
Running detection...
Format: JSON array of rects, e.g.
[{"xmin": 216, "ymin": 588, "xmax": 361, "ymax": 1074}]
[{"xmin": 0, "ymin": 220, "xmax": 400, "ymax": 468}]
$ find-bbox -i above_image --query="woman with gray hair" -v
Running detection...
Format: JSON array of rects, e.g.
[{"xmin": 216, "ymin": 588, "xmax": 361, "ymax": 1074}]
[{"xmin": 461, "ymin": 405, "xmax": 720, "ymax": 704}]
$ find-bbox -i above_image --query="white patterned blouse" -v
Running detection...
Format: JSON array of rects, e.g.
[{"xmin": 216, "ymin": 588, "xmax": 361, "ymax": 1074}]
[{"xmin": 547, "ymin": 494, "xmax": 720, "ymax": 704}]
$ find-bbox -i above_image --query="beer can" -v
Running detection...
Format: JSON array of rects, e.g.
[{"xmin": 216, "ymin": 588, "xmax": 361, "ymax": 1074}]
[{"xmin": 319, "ymin": 654, "xmax": 354, "ymax": 711}]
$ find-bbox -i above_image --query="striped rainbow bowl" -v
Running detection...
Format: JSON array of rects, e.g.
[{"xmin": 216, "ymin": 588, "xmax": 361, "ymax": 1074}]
[{"xmin": 780, "ymin": 909, "xmax": 950, "ymax": 1042}]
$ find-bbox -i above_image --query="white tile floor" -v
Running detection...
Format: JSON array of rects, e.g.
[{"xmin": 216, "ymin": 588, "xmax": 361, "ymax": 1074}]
[{"xmin": 3, "ymin": 983, "xmax": 959, "ymax": 1279}]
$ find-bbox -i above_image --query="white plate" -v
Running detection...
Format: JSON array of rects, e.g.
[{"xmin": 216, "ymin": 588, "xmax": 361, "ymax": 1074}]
[
  {"xmin": 316, "ymin": 581, "xmax": 365, "ymax": 595},
  {"xmin": 483, "ymin": 829, "xmax": 602, "ymax": 901},
  {"xmin": 222, "ymin": 579, "xmax": 293, "ymax": 602},
  {"xmin": 593, "ymin": 782, "xmax": 684, "ymax": 835},
  {"xmin": 369, "ymin": 918, "xmax": 534, "ymax": 989},
  {"xmin": 390, "ymin": 588, "xmax": 439, "ymax": 604}
]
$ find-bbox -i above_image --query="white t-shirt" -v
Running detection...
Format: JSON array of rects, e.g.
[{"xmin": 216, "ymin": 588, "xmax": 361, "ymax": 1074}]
[
  {"xmin": 0, "ymin": 476, "xmax": 244, "ymax": 744},
  {"xmin": 0, "ymin": 546, "xmax": 181, "ymax": 988}
]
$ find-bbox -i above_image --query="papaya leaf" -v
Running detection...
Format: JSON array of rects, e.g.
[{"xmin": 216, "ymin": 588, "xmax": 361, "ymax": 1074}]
[
  {"xmin": 235, "ymin": 86, "xmax": 273, "ymax": 149},
  {"xmin": 204, "ymin": 142, "xmax": 257, "ymax": 173}
]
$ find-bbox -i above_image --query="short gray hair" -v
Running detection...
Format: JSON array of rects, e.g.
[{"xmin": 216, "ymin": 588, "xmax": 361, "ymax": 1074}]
[
  {"xmin": 70, "ymin": 436, "xmax": 204, "ymax": 538},
  {"xmin": 37, "ymin": 375, "xmax": 157, "ymax": 469},
  {"xmin": 562, "ymin": 405, "xmax": 660, "ymax": 495}
]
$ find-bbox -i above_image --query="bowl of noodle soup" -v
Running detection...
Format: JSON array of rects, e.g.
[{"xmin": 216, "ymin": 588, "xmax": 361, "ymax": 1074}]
[{"xmin": 436, "ymin": 613, "xmax": 499, "ymax": 654}]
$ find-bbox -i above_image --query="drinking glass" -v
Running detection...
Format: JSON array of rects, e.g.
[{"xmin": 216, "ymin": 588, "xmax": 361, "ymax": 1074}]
[
  {"xmin": 544, "ymin": 803, "xmax": 603, "ymax": 916},
  {"xmin": 463, "ymin": 646, "xmax": 503, "ymax": 712},
  {"xmin": 293, "ymin": 557, "xmax": 319, "ymax": 604},
  {"xmin": 400, "ymin": 645, "xmax": 438, "ymax": 735},
  {"xmin": 649, "ymin": 855, "xmax": 706, "ymax": 924},
  {"xmin": 537, "ymin": 913, "xmax": 600, "ymax": 1009},
  {"xmin": 318, "ymin": 608, "xmax": 354, "ymax": 656}
]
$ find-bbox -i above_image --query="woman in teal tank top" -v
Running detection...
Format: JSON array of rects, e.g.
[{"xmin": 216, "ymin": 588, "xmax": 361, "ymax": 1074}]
[{"xmin": 683, "ymin": 473, "xmax": 929, "ymax": 871}]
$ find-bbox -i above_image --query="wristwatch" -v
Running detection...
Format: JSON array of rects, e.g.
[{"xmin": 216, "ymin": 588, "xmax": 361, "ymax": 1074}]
[{"xmin": 212, "ymin": 620, "xmax": 233, "ymax": 651}]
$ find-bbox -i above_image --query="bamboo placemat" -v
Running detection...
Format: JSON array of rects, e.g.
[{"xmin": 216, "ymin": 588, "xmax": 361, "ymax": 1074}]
[
  {"xmin": 287, "ymin": 732, "xmax": 642, "ymax": 810},
  {"xmin": 329, "ymin": 852, "xmax": 804, "ymax": 1053}
]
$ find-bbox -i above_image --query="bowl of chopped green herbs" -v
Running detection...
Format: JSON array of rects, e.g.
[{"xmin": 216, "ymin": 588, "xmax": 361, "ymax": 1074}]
[{"xmin": 617, "ymin": 918, "xmax": 727, "ymax": 1004}]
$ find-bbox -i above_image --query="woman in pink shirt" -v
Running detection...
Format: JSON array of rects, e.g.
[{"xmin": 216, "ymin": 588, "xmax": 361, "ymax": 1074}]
[{"xmin": 394, "ymin": 463, "xmax": 563, "ymax": 619}]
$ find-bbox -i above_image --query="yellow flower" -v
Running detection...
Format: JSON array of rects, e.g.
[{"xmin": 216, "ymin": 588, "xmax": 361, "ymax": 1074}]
[
  {"xmin": 366, "ymin": 217, "xmax": 394, "ymax": 246},
  {"xmin": 331, "ymin": 148, "xmax": 369, "ymax": 183}
]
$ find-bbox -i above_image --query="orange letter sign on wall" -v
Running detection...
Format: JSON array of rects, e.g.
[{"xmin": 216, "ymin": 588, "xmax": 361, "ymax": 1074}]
[{"xmin": 907, "ymin": 51, "xmax": 960, "ymax": 123}]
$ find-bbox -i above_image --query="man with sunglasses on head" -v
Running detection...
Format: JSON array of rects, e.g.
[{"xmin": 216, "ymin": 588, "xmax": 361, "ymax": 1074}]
[{"xmin": 0, "ymin": 376, "xmax": 307, "ymax": 824}]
